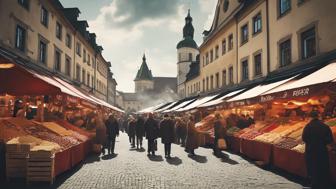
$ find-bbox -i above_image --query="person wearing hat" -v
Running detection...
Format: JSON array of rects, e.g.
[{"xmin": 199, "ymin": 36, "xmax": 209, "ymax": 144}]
[
  {"xmin": 160, "ymin": 114, "xmax": 175, "ymax": 158},
  {"xmin": 302, "ymin": 110, "xmax": 334, "ymax": 189},
  {"xmin": 144, "ymin": 113, "xmax": 159, "ymax": 156}
]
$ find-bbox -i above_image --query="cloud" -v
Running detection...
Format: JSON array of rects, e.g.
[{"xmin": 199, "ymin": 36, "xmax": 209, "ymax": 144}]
[
  {"xmin": 198, "ymin": 0, "xmax": 217, "ymax": 30},
  {"xmin": 102, "ymin": 0, "xmax": 179, "ymax": 28}
]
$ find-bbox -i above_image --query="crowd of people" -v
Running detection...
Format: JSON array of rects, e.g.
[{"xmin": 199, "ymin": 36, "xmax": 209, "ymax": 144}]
[{"xmin": 90, "ymin": 109, "xmax": 334, "ymax": 188}]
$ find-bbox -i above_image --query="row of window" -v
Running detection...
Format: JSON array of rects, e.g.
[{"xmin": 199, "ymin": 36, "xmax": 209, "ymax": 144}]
[
  {"xmin": 279, "ymin": 26, "xmax": 316, "ymax": 67},
  {"xmin": 17, "ymin": 0, "xmax": 95, "ymax": 69}
]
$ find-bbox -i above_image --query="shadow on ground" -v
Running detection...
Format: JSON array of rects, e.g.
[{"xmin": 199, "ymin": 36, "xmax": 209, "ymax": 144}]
[
  {"xmin": 147, "ymin": 155, "xmax": 164, "ymax": 162},
  {"xmin": 166, "ymin": 156, "xmax": 182, "ymax": 166},
  {"xmin": 188, "ymin": 154, "xmax": 207, "ymax": 163}
]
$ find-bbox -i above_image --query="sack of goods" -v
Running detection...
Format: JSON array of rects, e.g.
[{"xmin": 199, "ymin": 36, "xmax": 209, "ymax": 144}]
[{"xmin": 218, "ymin": 139, "xmax": 227, "ymax": 150}]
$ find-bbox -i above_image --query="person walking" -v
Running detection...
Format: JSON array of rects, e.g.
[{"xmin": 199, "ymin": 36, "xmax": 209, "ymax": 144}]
[
  {"xmin": 302, "ymin": 110, "xmax": 334, "ymax": 189},
  {"xmin": 144, "ymin": 113, "xmax": 159, "ymax": 156},
  {"xmin": 160, "ymin": 114, "xmax": 175, "ymax": 158},
  {"xmin": 105, "ymin": 114, "xmax": 120, "ymax": 155},
  {"xmin": 213, "ymin": 113, "xmax": 226, "ymax": 156},
  {"xmin": 135, "ymin": 116, "xmax": 145, "ymax": 149},
  {"xmin": 95, "ymin": 112, "xmax": 107, "ymax": 155},
  {"xmin": 185, "ymin": 115, "xmax": 199, "ymax": 156},
  {"xmin": 128, "ymin": 116, "xmax": 136, "ymax": 148}
]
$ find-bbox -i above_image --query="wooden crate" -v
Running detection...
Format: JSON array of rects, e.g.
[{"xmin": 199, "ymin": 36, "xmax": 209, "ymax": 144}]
[
  {"xmin": 6, "ymin": 153, "xmax": 28, "ymax": 180},
  {"xmin": 27, "ymin": 154, "xmax": 55, "ymax": 185},
  {"xmin": 6, "ymin": 143, "xmax": 30, "ymax": 154}
]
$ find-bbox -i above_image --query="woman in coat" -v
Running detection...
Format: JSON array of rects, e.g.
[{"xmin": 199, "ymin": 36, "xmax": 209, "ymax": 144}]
[
  {"xmin": 185, "ymin": 115, "xmax": 199, "ymax": 155},
  {"xmin": 160, "ymin": 114, "xmax": 175, "ymax": 158}
]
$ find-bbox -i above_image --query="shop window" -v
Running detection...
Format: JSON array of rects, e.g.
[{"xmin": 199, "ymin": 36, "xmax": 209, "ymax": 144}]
[
  {"xmin": 39, "ymin": 40, "xmax": 47, "ymax": 64},
  {"xmin": 65, "ymin": 33, "xmax": 71, "ymax": 48},
  {"xmin": 222, "ymin": 39, "xmax": 226, "ymax": 55},
  {"xmin": 279, "ymin": 0, "xmax": 291, "ymax": 17},
  {"xmin": 40, "ymin": 6, "xmax": 49, "ymax": 27},
  {"xmin": 215, "ymin": 73, "xmax": 219, "ymax": 88},
  {"xmin": 87, "ymin": 74, "xmax": 90, "ymax": 86},
  {"xmin": 76, "ymin": 42, "xmax": 81, "ymax": 56},
  {"xmin": 279, "ymin": 39, "xmax": 291, "ymax": 67},
  {"xmin": 228, "ymin": 34, "xmax": 233, "ymax": 51},
  {"xmin": 229, "ymin": 67, "xmax": 234, "ymax": 84},
  {"xmin": 65, "ymin": 57, "xmax": 71, "ymax": 76},
  {"xmin": 202, "ymin": 79, "xmax": 205, "ymax": 91},
  {"xmin": 241, "ymin": 24, "xmax": 249, "ymax": 45},
  {"xmin": 222, "ymin": 70, "xmax": 227, "ymax": 86},
  {"xmin": 76, "ymin": 65, "xmax": 80, "ymax": 81},
  {"xmin": 210, "ymin": 49, "xmax": 214, "ymax": 62},
  {"xmin": 82, "ymin": 70, "xmax": 86, "ymax": 84},
  {"xmin": 18, "ymin": 0, "xmax": 29, "ymax": 10},
  {"xmin": 301, "ymin": 27, "xmax": 316, "ymax": 59},
  {"xmin": 254, "ymin": 53, "xmax": 262, "ymax": 76},
  {"xmin": 215, "ymin": 45, "xmax": 219, "ymax": 59},
  {"xmin": 54, "ymin": 50, "xmax": 61, "ymax": 72},
  {"xmin": 242, "ymin": 60, "xmax": 249, "ymax": 81},
  {"xmin": 15, "ymin": 25, "xmax": 26, "ymax": 52},
  {"xmin": 56, "ymin": 22, "xmax": 62, "ymax": 40},
  {"xmin": 206, "ymin": 77, "xmax": 209, "ymax": 91},
  {"xmin": 83, "ymin": 49, "xmax": 86, "ymax": 62},
  {"xmin": 210, "ymin": 75, "xmax": 214, "ymax": 90},
  {"xmin": 253, "ymin": 13, "xmax": 262, "ymax": 35}
]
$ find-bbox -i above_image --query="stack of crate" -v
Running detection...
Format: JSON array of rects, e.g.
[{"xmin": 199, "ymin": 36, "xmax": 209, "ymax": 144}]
[
  {"xmin": 26, "ymin": 150, "xmax": 55, "ymax": 185},
  {"xmin": 5, "ymin": 143, "xmax": 30, "ymax": 181}
]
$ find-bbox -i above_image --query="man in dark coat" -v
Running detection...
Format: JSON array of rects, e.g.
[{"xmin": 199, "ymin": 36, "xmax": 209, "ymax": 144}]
[
  {"xmin": 105, "ymin": 114, "xmax": 120, "ymax": 155},
  {"xmin": 128, "ymin": 116, "xmax": 136, "ymax": 148},
  {"xmin": 160, "ymin": 114, "xmax": 175, "ymax": 158},
  {"xmin": 302, "ymin": 111, "xmax": 334, "ymax": 189},
  {"xmin": 136, "ymin": 116, "xmax": 145, "ymax": 149},
  {"xmin": 144, "ymin": 113, "xmax": 159, "ymax": 156}
]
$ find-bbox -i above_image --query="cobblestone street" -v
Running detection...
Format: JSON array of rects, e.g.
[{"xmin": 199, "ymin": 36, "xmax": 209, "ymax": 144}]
[{"xmin": 2, "ymin": 133, "xmax": 305, "ymax": 189}]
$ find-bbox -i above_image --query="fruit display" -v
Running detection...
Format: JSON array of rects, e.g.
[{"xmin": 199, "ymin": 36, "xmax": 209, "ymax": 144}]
[
  {"xmin": 226, "ymin": 127, "xmax": 241, "ymax": 136},
  {"xmin": 325, "ymin": 118, "xmax": 336, "ymax": 127},
  {"xmin": 275, "ymin": 137, "xmax": 301, "ymax": 150},
  {"xmin": 40, "ymin": 122, "xmax": 73, "ymax": 136},
  {"xmin": 292, "ymin": 143, "xmax": 305, "ymax": 153},
  {"xmin": 7, "ymin": 135, "xmax": 61, "ymax": 153}
]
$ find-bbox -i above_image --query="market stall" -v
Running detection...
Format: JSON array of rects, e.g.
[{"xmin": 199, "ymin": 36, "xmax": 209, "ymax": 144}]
[{"xmin": 0, "ymin": 56, "xmax": 123, "ymax": 183}]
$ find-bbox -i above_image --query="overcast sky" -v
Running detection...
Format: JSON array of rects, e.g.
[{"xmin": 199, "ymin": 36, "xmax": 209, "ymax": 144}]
[{"xmin": 60, "ymin": 0, "xmax": 217, "ymax": 92}]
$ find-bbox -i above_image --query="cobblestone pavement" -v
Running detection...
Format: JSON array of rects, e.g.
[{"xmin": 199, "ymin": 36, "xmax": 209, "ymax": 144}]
[{"xmin": 1, "ymin": 133, "xmax": 305, "ymax": 189}]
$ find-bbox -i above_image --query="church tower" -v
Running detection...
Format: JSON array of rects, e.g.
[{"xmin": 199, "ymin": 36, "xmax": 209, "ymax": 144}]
[
  {"xmin": 134, "ymin": 54, "xmax": 154, "ymax": 93},
  {"xmin": 176, "ymin": 9, "xmax": 199, "ymax": 98}
]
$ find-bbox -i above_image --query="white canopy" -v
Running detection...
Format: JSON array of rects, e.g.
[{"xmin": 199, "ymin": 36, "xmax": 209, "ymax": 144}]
[
  {"xmin": 199, "ymin": 89, "xmax": 245, "ymax": 108},
  {"xmin": 138, "ymin": 103, "xmax": 165, "ymax": 113},
  {"xmin": 264, "ymin": 62, "xmax": 336, "ymax": 95},
  {"xmin": 163, "ymin": 99, "xmax": 196, "ymax": 113},
  {"xmin": 155, "ymin": 101, "xmax": 179, "ymax": 112},
  {"xmin": 228, "ymin": 76, "xmax": 295, "ymax": 102},
  {"xmin": 176, "ymin": 95, "xmax": 218, "ymax": 112}
]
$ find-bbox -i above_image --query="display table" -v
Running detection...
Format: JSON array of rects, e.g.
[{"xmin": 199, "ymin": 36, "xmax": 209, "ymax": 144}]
[
  {"xmin": 54, "ymin": 148, "xmax": 72, "ymax": 176},
  {"xmin": 226, "ymin": 136, "xmax": 241, "ymax": 153},
  {"xmin": 71, "ymin": 143, "xmax": 84, "ymax": 167},
  {"xmin": 240, "ymin": 139, "xmax": 272, "ymax": 164},
  {"xmin": 329, "ymin": 151, "xmax": 336, "ymax": 182},
  {"xmin": 273, "ymin": 146, "xmax": 307, "ymax": 178}
]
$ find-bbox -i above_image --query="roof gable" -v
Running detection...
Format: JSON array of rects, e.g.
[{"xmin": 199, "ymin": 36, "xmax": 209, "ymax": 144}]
[{"xmin": 134, "ymin": 54, "xmax": 153, "ymax": 81}]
